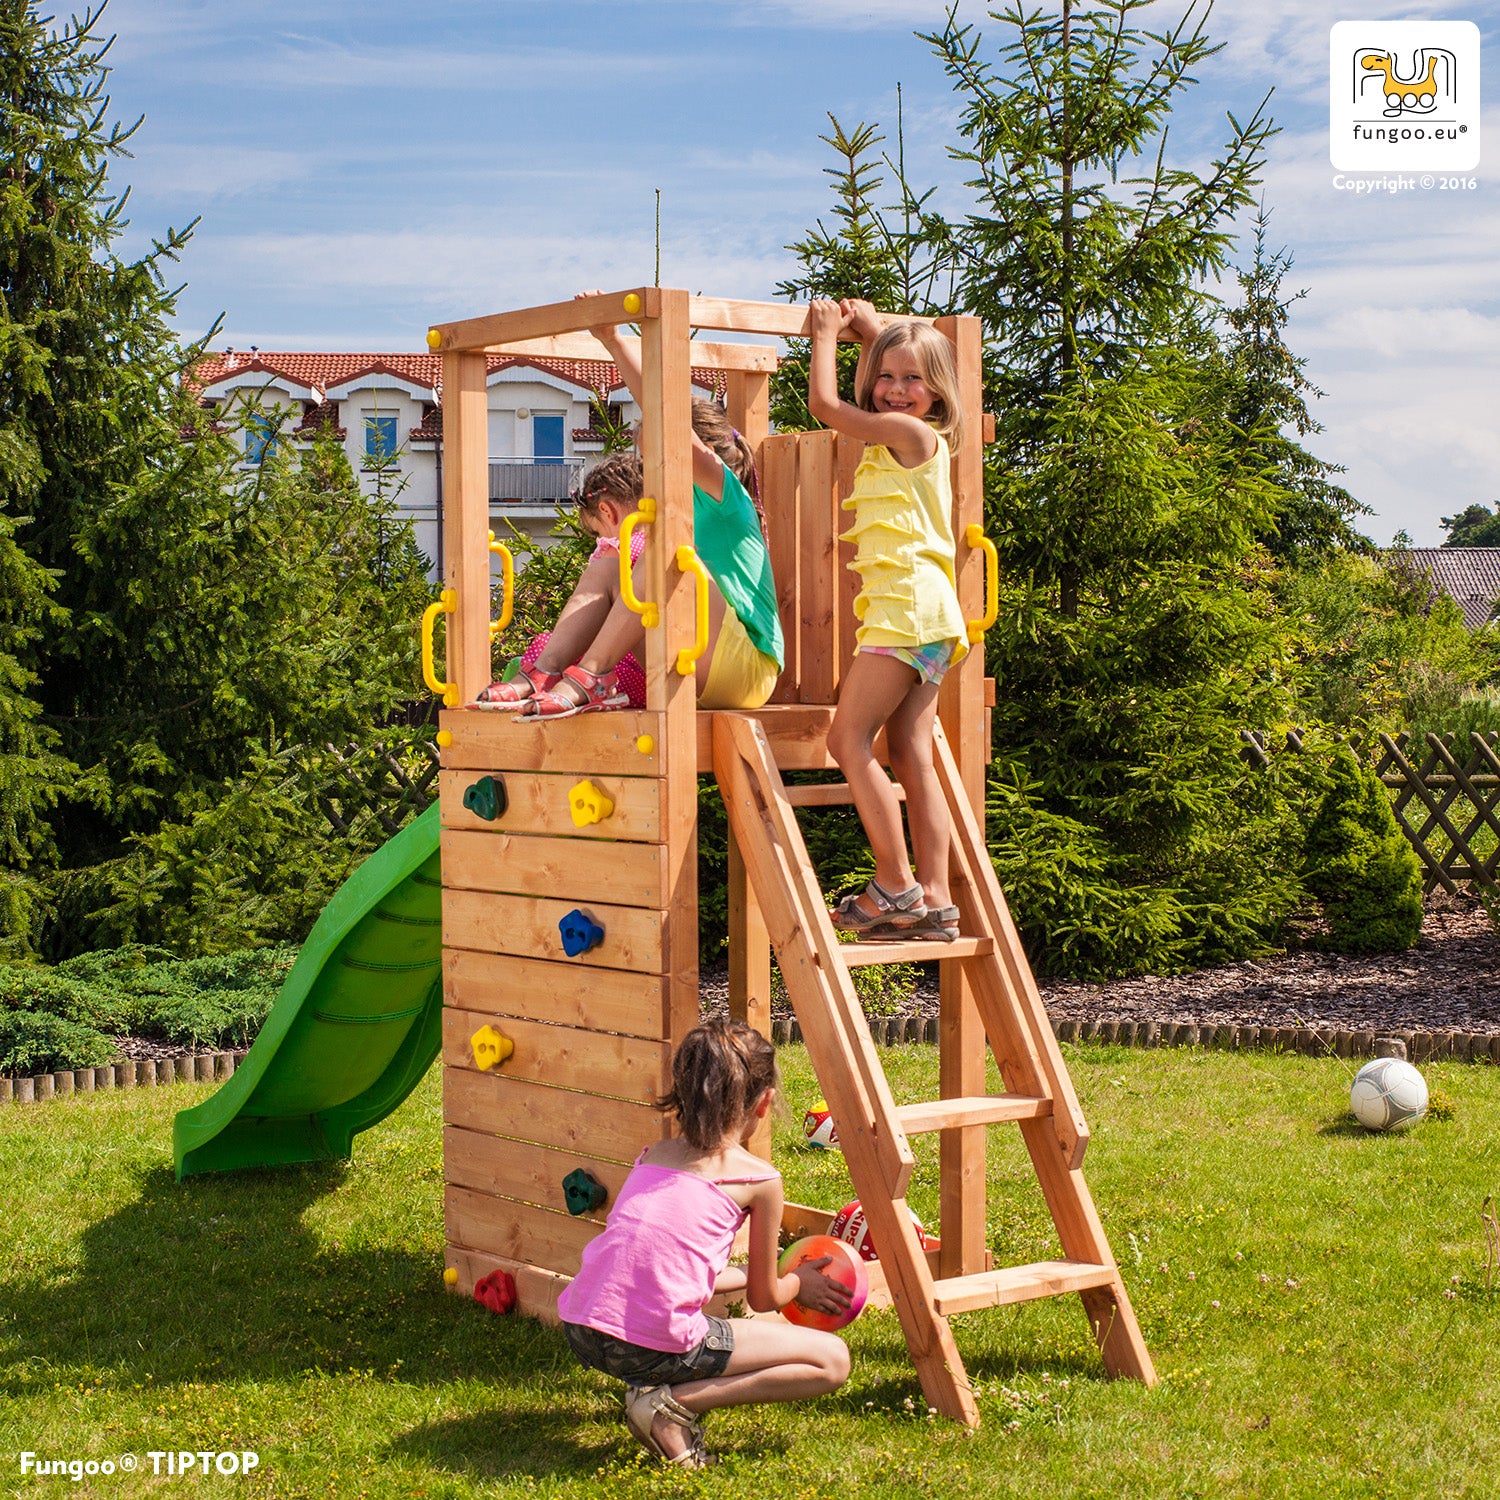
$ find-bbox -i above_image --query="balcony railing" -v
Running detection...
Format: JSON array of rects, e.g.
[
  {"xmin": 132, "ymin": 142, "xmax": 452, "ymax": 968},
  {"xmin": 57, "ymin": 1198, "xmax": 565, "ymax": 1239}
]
[{"xmin": 488, "ymin": 455, "xmax": 585, "ymax": 503}]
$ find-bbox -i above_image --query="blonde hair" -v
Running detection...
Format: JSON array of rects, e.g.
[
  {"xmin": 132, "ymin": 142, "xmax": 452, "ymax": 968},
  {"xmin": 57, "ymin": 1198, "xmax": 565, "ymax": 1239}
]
[
  {"xmin": 691, "ymin": 398, "xmax": 761, "ymax": 509},
  {"xmin": 855, "ymin": 320, "xmax": 965, "ymax": 454}
]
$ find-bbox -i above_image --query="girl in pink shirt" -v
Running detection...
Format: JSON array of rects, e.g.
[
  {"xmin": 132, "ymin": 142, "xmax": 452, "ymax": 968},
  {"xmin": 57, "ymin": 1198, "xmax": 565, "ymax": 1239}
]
[{"xmin": 557, "ymin": 1021, "xmax": 852, "ymax": 1468}]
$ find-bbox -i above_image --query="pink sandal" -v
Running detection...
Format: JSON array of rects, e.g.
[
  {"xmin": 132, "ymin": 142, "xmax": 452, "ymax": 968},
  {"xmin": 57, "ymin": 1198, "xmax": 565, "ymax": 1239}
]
[
  {"xmin": 476, "ymin": 665, "xmax": 561, "ymax": 709},
  {"xmin": 523, "ymin": 664, "xmax": 629, "ymax": 720}
]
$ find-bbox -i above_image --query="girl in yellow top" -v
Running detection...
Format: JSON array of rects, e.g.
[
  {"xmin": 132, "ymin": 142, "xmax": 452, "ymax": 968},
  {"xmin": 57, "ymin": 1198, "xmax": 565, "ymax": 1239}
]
[{"xmin": 807, "ymin": 298, "xmax": 968, "ymax": 942}]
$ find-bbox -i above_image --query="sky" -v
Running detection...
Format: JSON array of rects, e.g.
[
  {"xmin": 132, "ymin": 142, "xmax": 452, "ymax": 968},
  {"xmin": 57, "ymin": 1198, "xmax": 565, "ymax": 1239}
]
[{"xmin": 90, "ymin": 0, "xmax": 1500, "ymax": 545}]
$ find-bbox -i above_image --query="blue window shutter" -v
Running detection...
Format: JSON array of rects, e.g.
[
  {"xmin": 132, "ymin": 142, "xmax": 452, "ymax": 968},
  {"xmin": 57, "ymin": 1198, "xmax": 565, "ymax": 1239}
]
[{"xmin": 533, "ymin": 413, "xmax": 564, "ymax": 464}]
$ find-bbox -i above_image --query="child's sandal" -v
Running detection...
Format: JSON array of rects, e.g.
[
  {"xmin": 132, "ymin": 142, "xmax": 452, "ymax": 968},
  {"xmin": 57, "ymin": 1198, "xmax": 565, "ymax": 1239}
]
[
  {"xmin": 475, "ymin": 665, "xmax": 561, "ymax": 708},
  {"xmin": 523, "ymin": 665, "xmax": 629, "ymax": 720},
  {"xmin": 830, "ymin": 878, "xmax": 926, "ymax": 935},
  {"xmin": 623, "ymin": 1385, "xmax": 711, "ymax": 1469},
  {"xmin": 902, "ymin": 904, "xmax": 961, "ymax": 942}
]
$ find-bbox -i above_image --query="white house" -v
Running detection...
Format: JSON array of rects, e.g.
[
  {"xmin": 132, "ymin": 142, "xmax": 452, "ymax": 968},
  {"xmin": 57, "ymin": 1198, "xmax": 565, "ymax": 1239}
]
[{"xmin": 190, "ymin": 350, "xmax": 729, "ymax": 578}]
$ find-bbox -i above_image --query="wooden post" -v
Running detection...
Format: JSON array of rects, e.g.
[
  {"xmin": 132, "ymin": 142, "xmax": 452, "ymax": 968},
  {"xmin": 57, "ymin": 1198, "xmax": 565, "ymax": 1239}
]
[
  {"xmin": 639, "ymin": 290, "xmax": 701, "ymax": 1058},
  {"xmin": 441, "ymin": 350, "xmax": 492, "ymax": 705},
  {"xmin": 934, "ymin": 313, "xmax": 989, "ymax": 1278}
]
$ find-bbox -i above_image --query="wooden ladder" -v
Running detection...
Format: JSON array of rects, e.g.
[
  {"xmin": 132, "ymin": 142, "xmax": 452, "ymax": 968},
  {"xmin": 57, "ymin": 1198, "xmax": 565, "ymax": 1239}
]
[{"xmin": 711, "ymin": 711, "xmax": 1157, "ymax": 1426}]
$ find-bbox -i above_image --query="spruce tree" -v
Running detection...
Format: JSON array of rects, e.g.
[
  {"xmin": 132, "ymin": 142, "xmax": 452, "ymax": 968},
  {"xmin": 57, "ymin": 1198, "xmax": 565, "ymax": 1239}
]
[{"xmin": 2, "ymin": 4, "xmax": 430, "ymax": 957}]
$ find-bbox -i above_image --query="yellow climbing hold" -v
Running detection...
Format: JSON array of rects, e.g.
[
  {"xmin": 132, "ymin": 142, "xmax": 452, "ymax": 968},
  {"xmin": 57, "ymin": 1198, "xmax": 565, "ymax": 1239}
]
[
  {"xmin": 623, "ymin": 292, "xmax": 642, "ymax": 315},
  {"xmin": 568, "ymin": 780, "xmax": 615, "ymax": 828},
  {"xmin": 435, "ymin": 729, "xmax": 453, "ymax": 749},
  {"xmin": 426, "ymin": 328, "xmax": 442, "ymax": 350},
  {"xmin": 443, "ymin": 1267, "xmax": 459, "ymax": 1287},
  {"xmin": 469, "ymin": 1024, "xmax": 515, "ymax": 1071},
  {"xmin": 636, "ymin": 735, "xmax": 654, "ymax": 756}
]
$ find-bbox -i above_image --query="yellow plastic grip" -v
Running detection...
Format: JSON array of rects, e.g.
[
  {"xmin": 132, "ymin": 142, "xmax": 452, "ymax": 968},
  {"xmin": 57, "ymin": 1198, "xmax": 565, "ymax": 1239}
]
[
  {"xmin": 619, "ymin": 497, "xmax": 659, "ymax": 629},
  {"xmin": 674, "ymin": 544, "xmax": 710, "ymax": 676},
  {"xmin": 964, "ymin": 524, "xmax": 998, "ymax": 643},
  {"xmin": 488, "ymin": 532, "xmax": 514, "ymax": 638},
  {"xmin": 421, "ymin": 589, "xmax": 459, "ymax": 707}
]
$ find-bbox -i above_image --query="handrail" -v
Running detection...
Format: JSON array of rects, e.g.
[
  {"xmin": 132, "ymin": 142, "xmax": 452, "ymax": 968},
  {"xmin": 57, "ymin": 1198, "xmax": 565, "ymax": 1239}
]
[
  {"xmin": 619, "ymin": 497, "xmax": 659, "ymax": 630},
  {"xmin": 487, "ymin": 532, "xmax": 514, "ymax": 638},
  {"xmin": 421, "ymin": 590, "xmax": 459, "ymax": 707},
  {"xmin": 964, "ymin": 524, "xmax": 998, "ymax": 644},
  {"xmin": 674, "ymin": 545, "xmax": 710, "ymax": 676}
]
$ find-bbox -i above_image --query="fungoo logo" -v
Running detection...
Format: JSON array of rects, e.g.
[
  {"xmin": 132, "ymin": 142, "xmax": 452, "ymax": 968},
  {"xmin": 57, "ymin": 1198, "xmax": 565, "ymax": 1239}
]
[{"xmin": 1330, "ymin": 21, "xmax": 1480, "ymax": 171}]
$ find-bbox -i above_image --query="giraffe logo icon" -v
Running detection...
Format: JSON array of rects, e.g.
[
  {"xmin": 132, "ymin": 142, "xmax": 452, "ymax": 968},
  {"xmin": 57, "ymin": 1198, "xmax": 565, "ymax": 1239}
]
[{"xmin": 1330, "ymin": 21, "xmax": 1480, "ymax": 172}]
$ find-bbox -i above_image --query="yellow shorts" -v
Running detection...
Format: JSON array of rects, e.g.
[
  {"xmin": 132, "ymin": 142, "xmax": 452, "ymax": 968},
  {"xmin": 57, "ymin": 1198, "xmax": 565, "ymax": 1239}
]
[{"xmin": 699, "ymin": 605, "xmax": 781, "ymax": 710}]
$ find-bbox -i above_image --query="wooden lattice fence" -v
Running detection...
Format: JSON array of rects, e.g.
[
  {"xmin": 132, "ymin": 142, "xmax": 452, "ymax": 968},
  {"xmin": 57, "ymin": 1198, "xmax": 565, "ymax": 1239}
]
[
  {"xmin": 1241, "ymin": 728, "xmax": 1500, "ymax": 894},
  {"xmin": 310, "ymin": 736, "xmax": 440, "ymax": 841}
]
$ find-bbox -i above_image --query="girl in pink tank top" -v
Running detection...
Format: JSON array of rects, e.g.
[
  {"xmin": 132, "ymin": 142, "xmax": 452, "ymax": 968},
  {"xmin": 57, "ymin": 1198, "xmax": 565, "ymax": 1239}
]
[{"xmin": 557, "ymin": 1021, "xmax": 852, "ymax": 1469}]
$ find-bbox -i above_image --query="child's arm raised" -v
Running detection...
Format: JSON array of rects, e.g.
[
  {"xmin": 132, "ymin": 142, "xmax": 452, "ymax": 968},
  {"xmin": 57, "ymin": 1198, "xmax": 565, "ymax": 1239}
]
[
  {"xmin": 739, "ymin": 1175, "xmax": 853, "ymax": 1318},
  {"xmin": 576, "ymin": 291, "xmax": 725, "ymax": 498},
  {"xmin": 806, "ymin": 298, "xmax": 936, "ymax": 469}
]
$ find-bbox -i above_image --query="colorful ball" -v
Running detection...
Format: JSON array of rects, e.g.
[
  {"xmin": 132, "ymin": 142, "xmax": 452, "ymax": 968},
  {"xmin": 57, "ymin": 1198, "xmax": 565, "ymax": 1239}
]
[
  {"xmin": 829, "ymin": 1199, "xmax": 929, "ymax": 1263},
  {"xmin": 1350, "ymin": 1057, "xmax": 1428, "ymax": 1131},
  {"xmin": 802, "ymin": 1098, "xmax": 839, "ymax": 1150},
  {"xmin": 777, "ymin": 1234, "xmax": 868, "ymax": 1331}
]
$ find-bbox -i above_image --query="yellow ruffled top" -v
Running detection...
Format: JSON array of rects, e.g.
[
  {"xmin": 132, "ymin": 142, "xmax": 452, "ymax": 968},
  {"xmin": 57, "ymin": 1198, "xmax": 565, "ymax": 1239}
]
[{"xmin": 839, "ymin": 436, "xmax": 968, "ymax": 662}]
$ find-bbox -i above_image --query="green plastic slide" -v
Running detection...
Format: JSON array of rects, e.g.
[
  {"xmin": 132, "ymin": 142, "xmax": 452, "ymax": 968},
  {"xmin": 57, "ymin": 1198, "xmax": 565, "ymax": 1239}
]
[{"xmin": 173, "ymin": 803, "xmax": 443, "ymax": 1180}]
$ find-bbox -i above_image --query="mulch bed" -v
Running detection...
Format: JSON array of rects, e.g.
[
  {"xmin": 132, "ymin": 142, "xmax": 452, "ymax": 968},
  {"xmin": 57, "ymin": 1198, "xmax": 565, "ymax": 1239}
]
[{"xmin": 703, "ymin": 891, "xmax": 1500, "ymax": 1039}]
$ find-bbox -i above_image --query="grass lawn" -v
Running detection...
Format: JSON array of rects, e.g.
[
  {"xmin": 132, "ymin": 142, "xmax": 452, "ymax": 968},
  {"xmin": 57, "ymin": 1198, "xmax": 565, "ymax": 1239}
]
[{"xmin": 2, "ymin": 1042, "xmax": 1497, "ymax": 1499}]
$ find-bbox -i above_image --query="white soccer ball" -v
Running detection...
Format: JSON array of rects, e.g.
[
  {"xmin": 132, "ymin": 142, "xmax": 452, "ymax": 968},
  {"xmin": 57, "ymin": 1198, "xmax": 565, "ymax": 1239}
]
[
  {"xmin": 1349, "ymin": 1058, "xmax": 1428, "ymax": 1132},
  {"xmin": 802, "ymin": 1099, "xmax": 839, "ymax": 1150},
  {"xmin": 829, "ymin": 1199, "xmax": 929, "ymax": 1263}
]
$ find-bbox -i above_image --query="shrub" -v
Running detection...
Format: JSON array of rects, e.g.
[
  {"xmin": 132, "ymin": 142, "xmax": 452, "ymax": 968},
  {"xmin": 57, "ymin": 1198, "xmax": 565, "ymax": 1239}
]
[
  {"xmin": 1303, "ymin": 746, "xmax": 1423, "ymax": 954},
  {"xmin": 0, "ymin": 1010, "xmax": 116, "ymax": 1076}
]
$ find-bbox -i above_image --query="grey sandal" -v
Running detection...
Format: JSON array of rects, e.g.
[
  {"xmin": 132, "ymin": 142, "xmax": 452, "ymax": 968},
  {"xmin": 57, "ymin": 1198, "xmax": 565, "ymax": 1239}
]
[
  {"xmin": 902, "ymin": 904, "xmax": 960, "ymax": 942},
  {"xmin": 831, "ymin": 878, "xmax": 927, "ymax": 934},
  {"xmin": 623, "ymin": 1385, "xmax": 711, "ymax": 1469}
]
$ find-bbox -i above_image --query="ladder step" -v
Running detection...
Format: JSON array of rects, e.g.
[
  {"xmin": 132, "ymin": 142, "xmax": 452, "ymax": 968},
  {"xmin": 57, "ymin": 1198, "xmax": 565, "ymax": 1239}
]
[
  {"xmin": 894, "ymin": 1095, "xmax": 1052, "ymax": 1133},
  {"xmin": 932, "ymin": 1260, "xmax": 1118, "ymax": 1315},
  {"xmin": 783, "ymin": 781, "xmax": 904, "ymax": 807},
  {"xmin": 839, "ymin": 936, "xmax": 992, "ymax": 966}
]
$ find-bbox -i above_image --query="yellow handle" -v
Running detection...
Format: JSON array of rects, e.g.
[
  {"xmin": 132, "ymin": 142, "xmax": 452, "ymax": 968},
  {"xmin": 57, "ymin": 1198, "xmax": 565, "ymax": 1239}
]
[
  {"xmin": 965, "ymin": 524, "xmax": 998, "ymax": 643},
  {"xmin": 674, "ymin": 544, "xmax": 710, "ymax": 676},
  {"xmin": 421, "ymin": 589, "xmax": 459, "ymax": 707},
  {"xmin": 619, "ymin": 497, "xmax": 659, "ymax": 630},
  {"xmin": 487, "ymin": 532, "xmax": 514, "ymax": 639}
]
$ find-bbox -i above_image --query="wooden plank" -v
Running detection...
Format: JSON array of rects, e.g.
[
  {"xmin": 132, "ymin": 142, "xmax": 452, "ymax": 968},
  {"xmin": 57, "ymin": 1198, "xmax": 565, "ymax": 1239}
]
[
  {"xmin": 443, "ymin": 891, "xmax": 662, "ymax": 973},
  {"xmin": 894, "ymin": 1095, "xmax": 1052, "ymax": 1133},
  {"xmin": 442, "ymin": 351, "xmax": 493, "ymax": 706},
  {"xmin": 797, "ymin": 431, "xmax": 840, "ymax": 704},
  {"xmin": 728, "ymin": 829, "xmax": 773, "ymax": 1159},
  {"xmin": 724, "ymin": 369, "xmax": 771, "ymax": 447},
  {"xmin": 839, "ymin": 936, "xmax": 990, "ymax": 967},
  {"xmin": 444, "ymin": 1124, "xmax": 632, "ymax": 1223},
  {"xmin": 438, "ymin": 768, "xmax": 663, "ymax": 841},
  {"xmin": 686, "ymin": 296, "xmax": 938, "ymax": 339},
  {"xmin": 445, "ymin": 1065, "xmax": 665, "ymax": 1155},
  {"xmin": 492, "ymin": 332, "xmax": 778, "ymax": 373},
  {"xmin": 762, "ymin": 433, "xmax": 801, "ymax": 703},
  {"xmin": 641, "ymin": 288, "xmax": 703, "ymax": 1055},
  {"xmin": 444, "ymin": 1005, "xmax": 670, "ymax": 1103},
  {"xmin": 835, "ymin": 434, "xmax": 864, "ymax": 691},
  {"xmin": 445, "ymin": 1183, "xmax": 600, "ymax": 1278},
  {"xmin": 443, "ymin": 949, "xmax": 664, "ymax": 1038},
  {"xmin": 697, "ymin": 705, "xmax": 882, "ymax": 773},
  {"xmin": 441, "ymin": 827, "xmax": 666, "ymax": 908},
  {"xmin": 431, "ymin": 289, "xmax": 656, "ymax": 354},
  {"xmin": 932, "ymin": 1260, "xmax": 1117, "ymax": 1315},
  {"xmin": 438, "ymin": 707, "xmax": 663, "ymax": 777},
  {"xmin": 442, "ymin": 1245, "xmax": 571, "ymax": 1326}
]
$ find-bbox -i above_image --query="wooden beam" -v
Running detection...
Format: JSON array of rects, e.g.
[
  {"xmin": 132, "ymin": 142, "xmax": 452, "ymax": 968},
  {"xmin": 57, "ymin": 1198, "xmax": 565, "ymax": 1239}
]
[
  {"xmin": 430, "ymin": 289, "xmax": 657, "ymax": 353},
  {"xmin": 491, "ymin": 332, "xmax": 778, "ymax": 374},
  {"xmin": 441, "ymin": 351, "xmax": 492, "ymax": 706},
  {"xmin": 686, "ymin": 296, "xmax": 939, "ymax": 339}
]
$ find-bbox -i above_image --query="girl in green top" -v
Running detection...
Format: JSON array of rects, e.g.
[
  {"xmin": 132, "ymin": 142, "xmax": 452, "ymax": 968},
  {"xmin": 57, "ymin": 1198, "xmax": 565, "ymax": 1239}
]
[{"xmin": 519, "ymin": 298, "xmax": 784, "ymax": 718}]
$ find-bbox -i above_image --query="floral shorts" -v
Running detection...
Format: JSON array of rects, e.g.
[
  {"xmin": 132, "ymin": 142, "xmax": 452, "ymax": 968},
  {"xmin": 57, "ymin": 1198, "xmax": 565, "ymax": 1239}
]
[
  {"xmin": 862, "ymin": 637, "xmax": 960, "ymax": 686},
  {"xmin": 562, "ymin": 1317, "xmax": 735, "ymax": 1387}
]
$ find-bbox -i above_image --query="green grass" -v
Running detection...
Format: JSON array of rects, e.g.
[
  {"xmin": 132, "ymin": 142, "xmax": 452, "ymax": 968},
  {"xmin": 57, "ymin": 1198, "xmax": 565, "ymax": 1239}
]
[{"xmin": 1, "ymin": 1045, "xmax": 1497, "ymax": 1499}]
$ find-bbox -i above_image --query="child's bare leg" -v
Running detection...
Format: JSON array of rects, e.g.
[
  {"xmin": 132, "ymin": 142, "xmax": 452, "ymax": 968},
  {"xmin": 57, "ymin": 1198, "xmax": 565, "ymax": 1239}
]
[
  {"xmin": 532, "ymin": 553, "xmax": 621, "ymax": 674},
  {"xmin": 885, "ymin": 681, "xmax": 950, "ymax": 909},
  {"xmin": 574, "ymin": 557, "xmax": 725, "ymax": 687},
  {"xmin": 649, "ymin": 1321, "xmax": 849, "ymax": 1456},
  {"xmin": 826, "ymin": 651, "xmax": 922, "ymax": 912}
]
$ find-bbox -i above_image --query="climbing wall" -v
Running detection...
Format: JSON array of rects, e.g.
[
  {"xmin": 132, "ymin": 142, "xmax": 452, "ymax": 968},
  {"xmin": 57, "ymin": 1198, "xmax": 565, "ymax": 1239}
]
[{"xmin": 436, "ymin": 708, "xmax": 677, "ymax": 1317}]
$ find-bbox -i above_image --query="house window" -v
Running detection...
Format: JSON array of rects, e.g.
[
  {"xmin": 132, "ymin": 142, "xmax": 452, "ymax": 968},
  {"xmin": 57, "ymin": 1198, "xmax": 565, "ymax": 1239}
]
[
  {"xmin": 244, "ymin": 414, "xmax": 277, "ymax": 465},
  {"xmin": 364, "ymin": 414, "xmax": 398, "ymax": 465},
  {"xmin": 533, "ymin": 413, "xmax": 565, "ymax": 465}
]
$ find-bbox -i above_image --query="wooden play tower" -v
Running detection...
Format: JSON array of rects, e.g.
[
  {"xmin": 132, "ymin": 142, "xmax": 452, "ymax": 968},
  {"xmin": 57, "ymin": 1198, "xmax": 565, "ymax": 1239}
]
[{"xmin": 427, "ymin": 289, "xmax": 1154, "ymax": 1426}]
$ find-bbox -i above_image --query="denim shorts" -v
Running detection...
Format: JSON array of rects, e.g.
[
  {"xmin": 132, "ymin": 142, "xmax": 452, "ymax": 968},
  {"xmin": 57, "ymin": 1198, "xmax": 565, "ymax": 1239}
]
[{"xmin": 562, "ymin": 1317, "xmax": 735, "ymax": 1386}]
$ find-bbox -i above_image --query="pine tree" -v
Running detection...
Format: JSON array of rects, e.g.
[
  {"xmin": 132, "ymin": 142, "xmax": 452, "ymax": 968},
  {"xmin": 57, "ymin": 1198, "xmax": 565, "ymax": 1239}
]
[
  {"xmin": 906, "ymin": 0, "xmax": 1309, "ymax": 971},
  {"xmin": 1, "ymin": 5, "xmax": 431, "ymax": 957},
  {"xmin": 1439, "ymin": 504, "xmax": 1500, "ymax": 548},
  {"xmin": 1219, "ymin": 209, "xmax": 1370, "ymax": 561}
]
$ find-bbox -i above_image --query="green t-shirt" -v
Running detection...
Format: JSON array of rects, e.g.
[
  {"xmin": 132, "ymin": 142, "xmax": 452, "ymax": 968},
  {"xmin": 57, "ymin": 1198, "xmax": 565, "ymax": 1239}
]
[{"xmin": 693, "ymin": 465, "xmax": 784, "ymax": 669}]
